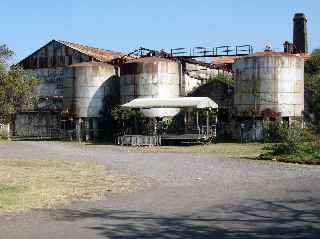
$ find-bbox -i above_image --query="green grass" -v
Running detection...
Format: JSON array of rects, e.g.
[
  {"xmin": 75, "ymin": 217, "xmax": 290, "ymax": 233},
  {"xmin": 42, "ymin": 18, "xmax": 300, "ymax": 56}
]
[
  {"xmin": 0, "ymin": 185, "xmax": 26, "ymax": 210},
  {"xmin": 0, "ymin": 159, "xmax": 136, "ymax": 213},
  {"xmin": 122, "ymin": 142, "xmax": 268, "ymax": 157},
  {"xmin": 258, "ymin": 142, "xmax": 320, "ymax": 165}
]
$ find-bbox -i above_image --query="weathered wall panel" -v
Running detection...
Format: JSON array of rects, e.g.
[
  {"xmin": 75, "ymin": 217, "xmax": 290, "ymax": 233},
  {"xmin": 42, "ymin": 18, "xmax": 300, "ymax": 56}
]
[
  {"xmin": 21, "ymin": 41, "xmax": 93, "ymax": 110},
  {"xmin": 12, "ymin": 112, "xmax": 61, "ymax": 139}
]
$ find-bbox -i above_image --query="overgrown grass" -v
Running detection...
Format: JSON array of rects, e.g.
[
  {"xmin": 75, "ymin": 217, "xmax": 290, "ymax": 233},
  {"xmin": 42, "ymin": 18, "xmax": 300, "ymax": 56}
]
[
  {"xmin": 125, "ymin": 142, "xmax": 267, "ymax": 156},
  {"xmin": 0, "ymin": 159, "xmax": 136, "ymax": 213},
  {"xmin": 258, "ymin": 123, "xmax": 320, "ymax": 165},
  {"xmin": 259, "ymin": 142, "xmax": 320, "ymax": 165}
]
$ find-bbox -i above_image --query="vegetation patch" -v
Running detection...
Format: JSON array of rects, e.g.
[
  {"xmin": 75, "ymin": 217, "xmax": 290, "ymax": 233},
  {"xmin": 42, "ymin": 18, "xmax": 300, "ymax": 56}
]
[
  {"xmin": 258, "ymin": 123, "xmax": 320, "ymax": 165},
  {"xmin": 126, "ymin": 142, "xmax": 266, "ymax": 157},
  {"xmin": 259, "ymin": 142, "xmax": 320, "ymax": 165},
  {"xmin": 0, "ymin": 159, "xmax": 137, "ymax": 213}
]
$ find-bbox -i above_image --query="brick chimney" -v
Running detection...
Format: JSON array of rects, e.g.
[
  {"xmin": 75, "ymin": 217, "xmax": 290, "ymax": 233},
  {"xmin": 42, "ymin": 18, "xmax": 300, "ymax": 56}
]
[{"xmin": 293, "ymin": 13, "xmax": 308, "ymax": 53}]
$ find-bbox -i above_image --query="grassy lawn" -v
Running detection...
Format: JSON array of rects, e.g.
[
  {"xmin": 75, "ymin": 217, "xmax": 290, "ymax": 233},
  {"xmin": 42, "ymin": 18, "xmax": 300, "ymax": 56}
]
[
  {"xmin": 123, "ymin": 142, "xmax": 267, "ymax": 157},
  {"xmin": 0, "ymin": 159, "xmax": 136, "ymax": 213}
]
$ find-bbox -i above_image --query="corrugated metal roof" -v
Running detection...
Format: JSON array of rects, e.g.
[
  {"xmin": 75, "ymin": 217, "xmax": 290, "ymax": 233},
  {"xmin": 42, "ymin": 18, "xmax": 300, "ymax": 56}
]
[
  {"xmin": 122, "ymin": 97, "xmax": 218, "ymax": 109},
  {"xmin": 57, "ymin": 40, "xmax": 125, "ymax": 62}
]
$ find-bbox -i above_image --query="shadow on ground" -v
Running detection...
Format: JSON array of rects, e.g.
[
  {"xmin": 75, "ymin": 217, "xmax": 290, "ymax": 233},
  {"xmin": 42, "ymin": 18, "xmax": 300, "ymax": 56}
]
[{"xmin": 50, "ymin": 197, "xmax": 320, "ymax": 239}]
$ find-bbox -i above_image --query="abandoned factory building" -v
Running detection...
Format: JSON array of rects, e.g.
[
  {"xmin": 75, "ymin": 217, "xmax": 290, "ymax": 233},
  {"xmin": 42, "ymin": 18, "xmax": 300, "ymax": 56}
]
[{"xmin": 11, "ymin": 13, "xmax": 308, "ymax": 142}]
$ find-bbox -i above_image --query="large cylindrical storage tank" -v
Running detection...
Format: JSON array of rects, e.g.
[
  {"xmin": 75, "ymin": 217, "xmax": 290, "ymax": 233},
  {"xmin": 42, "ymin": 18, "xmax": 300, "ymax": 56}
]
[
  {"xmin": 64, "ymin": 62, "xmax": 118, "ymax": 118},
  {"xmin": 120, "ymin": 57, "xmax": 181, "ymax": 117},
  {"xmin": 233, "ymin": 52, "xmax": 304, "ymax": 118}
]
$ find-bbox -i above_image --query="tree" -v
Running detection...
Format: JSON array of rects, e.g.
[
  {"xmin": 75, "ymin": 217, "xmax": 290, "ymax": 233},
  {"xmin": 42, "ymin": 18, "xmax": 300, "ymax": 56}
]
[
  {"xmin": 208, "ymin": 74, "xmax": 234, "ymax": 86},
  {"xmin": 0, "ymin": 44, "xmax": 38, "ymax": 124},
  {"xmin": 304, "ymin": 50, "xmax": 320, "ymax": 130}
]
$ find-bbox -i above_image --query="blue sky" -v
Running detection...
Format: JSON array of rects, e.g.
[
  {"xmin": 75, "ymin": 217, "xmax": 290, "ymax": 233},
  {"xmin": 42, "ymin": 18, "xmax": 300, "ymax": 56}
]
[{"xmin": 1, "ymin": 0, "xmax": 319, "ymax": 62}]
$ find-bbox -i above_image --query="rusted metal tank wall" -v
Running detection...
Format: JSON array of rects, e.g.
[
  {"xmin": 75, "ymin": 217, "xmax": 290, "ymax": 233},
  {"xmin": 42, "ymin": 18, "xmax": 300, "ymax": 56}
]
[
  {"xmin": 233, "ymin": 55, "xmax": 304, "ymax": 118},
  {"xmin": 64, "ymin": 63, "xmax": 118, "ymax": 118},
  {"xmin": 120, "ymin": 57, "xmax": 181, "ymax": 117}
]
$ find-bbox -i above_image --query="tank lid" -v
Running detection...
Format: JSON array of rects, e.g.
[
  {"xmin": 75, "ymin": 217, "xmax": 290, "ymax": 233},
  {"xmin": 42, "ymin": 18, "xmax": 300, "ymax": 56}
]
[{"xmin": 240, "ymin": 51, "xmax": 307, "ymax": 59}]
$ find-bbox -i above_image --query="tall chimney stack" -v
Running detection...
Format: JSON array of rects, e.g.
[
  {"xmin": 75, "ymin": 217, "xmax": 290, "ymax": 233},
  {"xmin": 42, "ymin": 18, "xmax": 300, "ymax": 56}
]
[{"xmin": 293, "ymin": 13, "xmax": 308, "ymax": 53}]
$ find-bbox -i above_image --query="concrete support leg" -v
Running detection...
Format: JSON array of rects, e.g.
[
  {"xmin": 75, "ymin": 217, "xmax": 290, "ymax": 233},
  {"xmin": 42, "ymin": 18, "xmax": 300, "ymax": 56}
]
[
  {"xmin": 196, "ymin": 111, "xmax": 199, "ymax": 133},
  {"xmin": 84, "ymin": 119, "xmax": 90, "ymax": 142},
  {"xmin": 206, "ymin": 110, "xmax": 209, "ymax": 137},
  {"xmin": 153, "ymin": 118, "xmax": 157, "ymax": 135},
  {"xmin": 7, "ymin": 123, "xmax": 11, "ymax": 140},
  {"xmin": 92, "ymin": 118, "xmax": 98, "ymax": 140},
  {"xmin": 76, "ymin": 118, "xmax": 82, "ymax": 142}
]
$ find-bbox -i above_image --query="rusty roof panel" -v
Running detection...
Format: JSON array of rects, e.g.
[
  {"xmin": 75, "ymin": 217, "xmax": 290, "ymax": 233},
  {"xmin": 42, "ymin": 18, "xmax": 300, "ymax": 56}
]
[
  {"xmin": 213, "ymin": 56, "xmax": 242, "ymax": 65},
  {"xmin": 57, "ymin": 40, "xmax": 126, "ymax": 62}
]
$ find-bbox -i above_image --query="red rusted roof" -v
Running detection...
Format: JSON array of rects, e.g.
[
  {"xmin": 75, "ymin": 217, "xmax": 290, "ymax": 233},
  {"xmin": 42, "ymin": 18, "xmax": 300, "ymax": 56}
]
[
  {"xmin": 57, "ymin": 40, "xmax": 127, "ymax": 62},
  {"xmin": 213, "ymin": 56, "xmax": 242, "ymax": 65}
]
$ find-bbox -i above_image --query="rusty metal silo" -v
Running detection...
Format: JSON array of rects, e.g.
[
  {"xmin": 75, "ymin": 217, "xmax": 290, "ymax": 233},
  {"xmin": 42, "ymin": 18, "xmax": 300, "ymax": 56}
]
[
  {"xmin": 120, "ymin": 57, "xmax": 181, "ymax": 117},
  {"xmin": 232, "ymin": 52, "xmax": 304, "ymax": 140},
  {"xmin": 64, "ymin": 62, "xmax": 119, "ymax": 140}
]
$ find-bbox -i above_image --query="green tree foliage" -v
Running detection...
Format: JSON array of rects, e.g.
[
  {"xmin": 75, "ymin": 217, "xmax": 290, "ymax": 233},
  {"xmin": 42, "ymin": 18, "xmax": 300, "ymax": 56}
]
[
  {"xmin": 111, "ymin": 107, "xmax": 146, "ymax": 135},
  {"xmin": 208, "ymin": 74, "xmax": 234, "ymax": 86},
  {"xmin": 305, "ymin": 50, "xmax": 320, "ymax": 129},
  {"xmin": 100, "ymin": 94, "xmax": 147, "ymax": 140},
  {"xmin": 261, "ymin": 122, "xmax": 320, "ymax": 163},
  {"xmin": 305, "ymin": 49, "xmax": 320, "ymax": 76},
  {"xmin": 264, "ymin": 122, "xmax": 307, "ymax": 154},
  {"xmin": 0, "ymin": 45, "xmax": 38, "ymax": 124}
]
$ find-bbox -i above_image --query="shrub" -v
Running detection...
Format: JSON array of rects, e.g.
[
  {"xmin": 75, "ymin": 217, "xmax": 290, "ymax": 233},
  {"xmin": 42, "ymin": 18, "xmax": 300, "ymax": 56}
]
[
  {"xmin": 263, "ymin": 122, "xmax": 288, "ymax": 142},
  {"xmin": 260, "ymin": 121, "xmax": 320, "ymax": 163},
  {"xmin": 264, "ymin": 122, "xmax": 306, "ymax": 155}
]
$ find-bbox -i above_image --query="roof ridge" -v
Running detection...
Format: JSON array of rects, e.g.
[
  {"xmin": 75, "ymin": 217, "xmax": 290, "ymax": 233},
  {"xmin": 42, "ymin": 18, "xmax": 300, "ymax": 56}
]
[
  {"xmin": 56, "ymin": 40, "xmax": 122, "ymax": 54},
  {"xmin": 55, "ymin": 39, "xmax": 125, "ymax": 62}
]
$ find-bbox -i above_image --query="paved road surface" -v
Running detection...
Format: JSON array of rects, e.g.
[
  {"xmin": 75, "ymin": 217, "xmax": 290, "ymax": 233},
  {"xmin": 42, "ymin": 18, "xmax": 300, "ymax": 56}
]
[{"xmin": 0, "ymin": 141, "xmax": 319, "ymax": 239}]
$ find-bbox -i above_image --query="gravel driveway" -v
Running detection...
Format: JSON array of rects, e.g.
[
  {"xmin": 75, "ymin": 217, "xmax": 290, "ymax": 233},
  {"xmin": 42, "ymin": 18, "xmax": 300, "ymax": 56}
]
[{"xmin": 0, "ymin": 141, "xmax": 320, "ymax": 239}]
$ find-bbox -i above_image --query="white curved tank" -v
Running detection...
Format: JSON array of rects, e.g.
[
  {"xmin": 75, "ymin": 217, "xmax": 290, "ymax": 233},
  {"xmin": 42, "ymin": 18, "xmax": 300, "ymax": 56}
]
[
  {"xmin": 233, "ymin": 52, "xmax": 304, "ymax": 118},
  {"xmin": 64, "ymin": 62, "xmax": 118, "ymax": 118},
  {"xmin": 120, "ymin": 57, "xmax": 181, "ymax": 117}
]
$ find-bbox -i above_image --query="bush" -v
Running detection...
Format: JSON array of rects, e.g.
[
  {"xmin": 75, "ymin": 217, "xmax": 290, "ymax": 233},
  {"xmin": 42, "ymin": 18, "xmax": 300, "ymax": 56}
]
[
  {"xmin": 208, "ymin": 74, "xmax": 234, "ymax": 86},
  {"xmin": 264, "ymin": 122, "xmax": 306, "ymax": 155},
  {"xmin": 260, "ymin": 121, "xmax": 320, "ymax": 164},
  {"xmin": 271, "ymin": 143, "xmax": 297, "ymax": 155},
  {"xmin": 263, "ymin": 122, "xmax": 288, "ymax": 142}
]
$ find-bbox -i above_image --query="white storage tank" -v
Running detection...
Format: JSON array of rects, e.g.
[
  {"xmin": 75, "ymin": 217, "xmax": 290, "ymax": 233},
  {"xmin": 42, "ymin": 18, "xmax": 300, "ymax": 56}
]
[
  {"xmin": 120, "ymin": 57, "xmax": 181, "ymax": 117},
  {"xmin": 233, "ymin": 52, "xmax": 304, "ymax": 119},
  {"xmin": 64, "ymin": 62, "xmax": 118, "ymax": 118}
]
